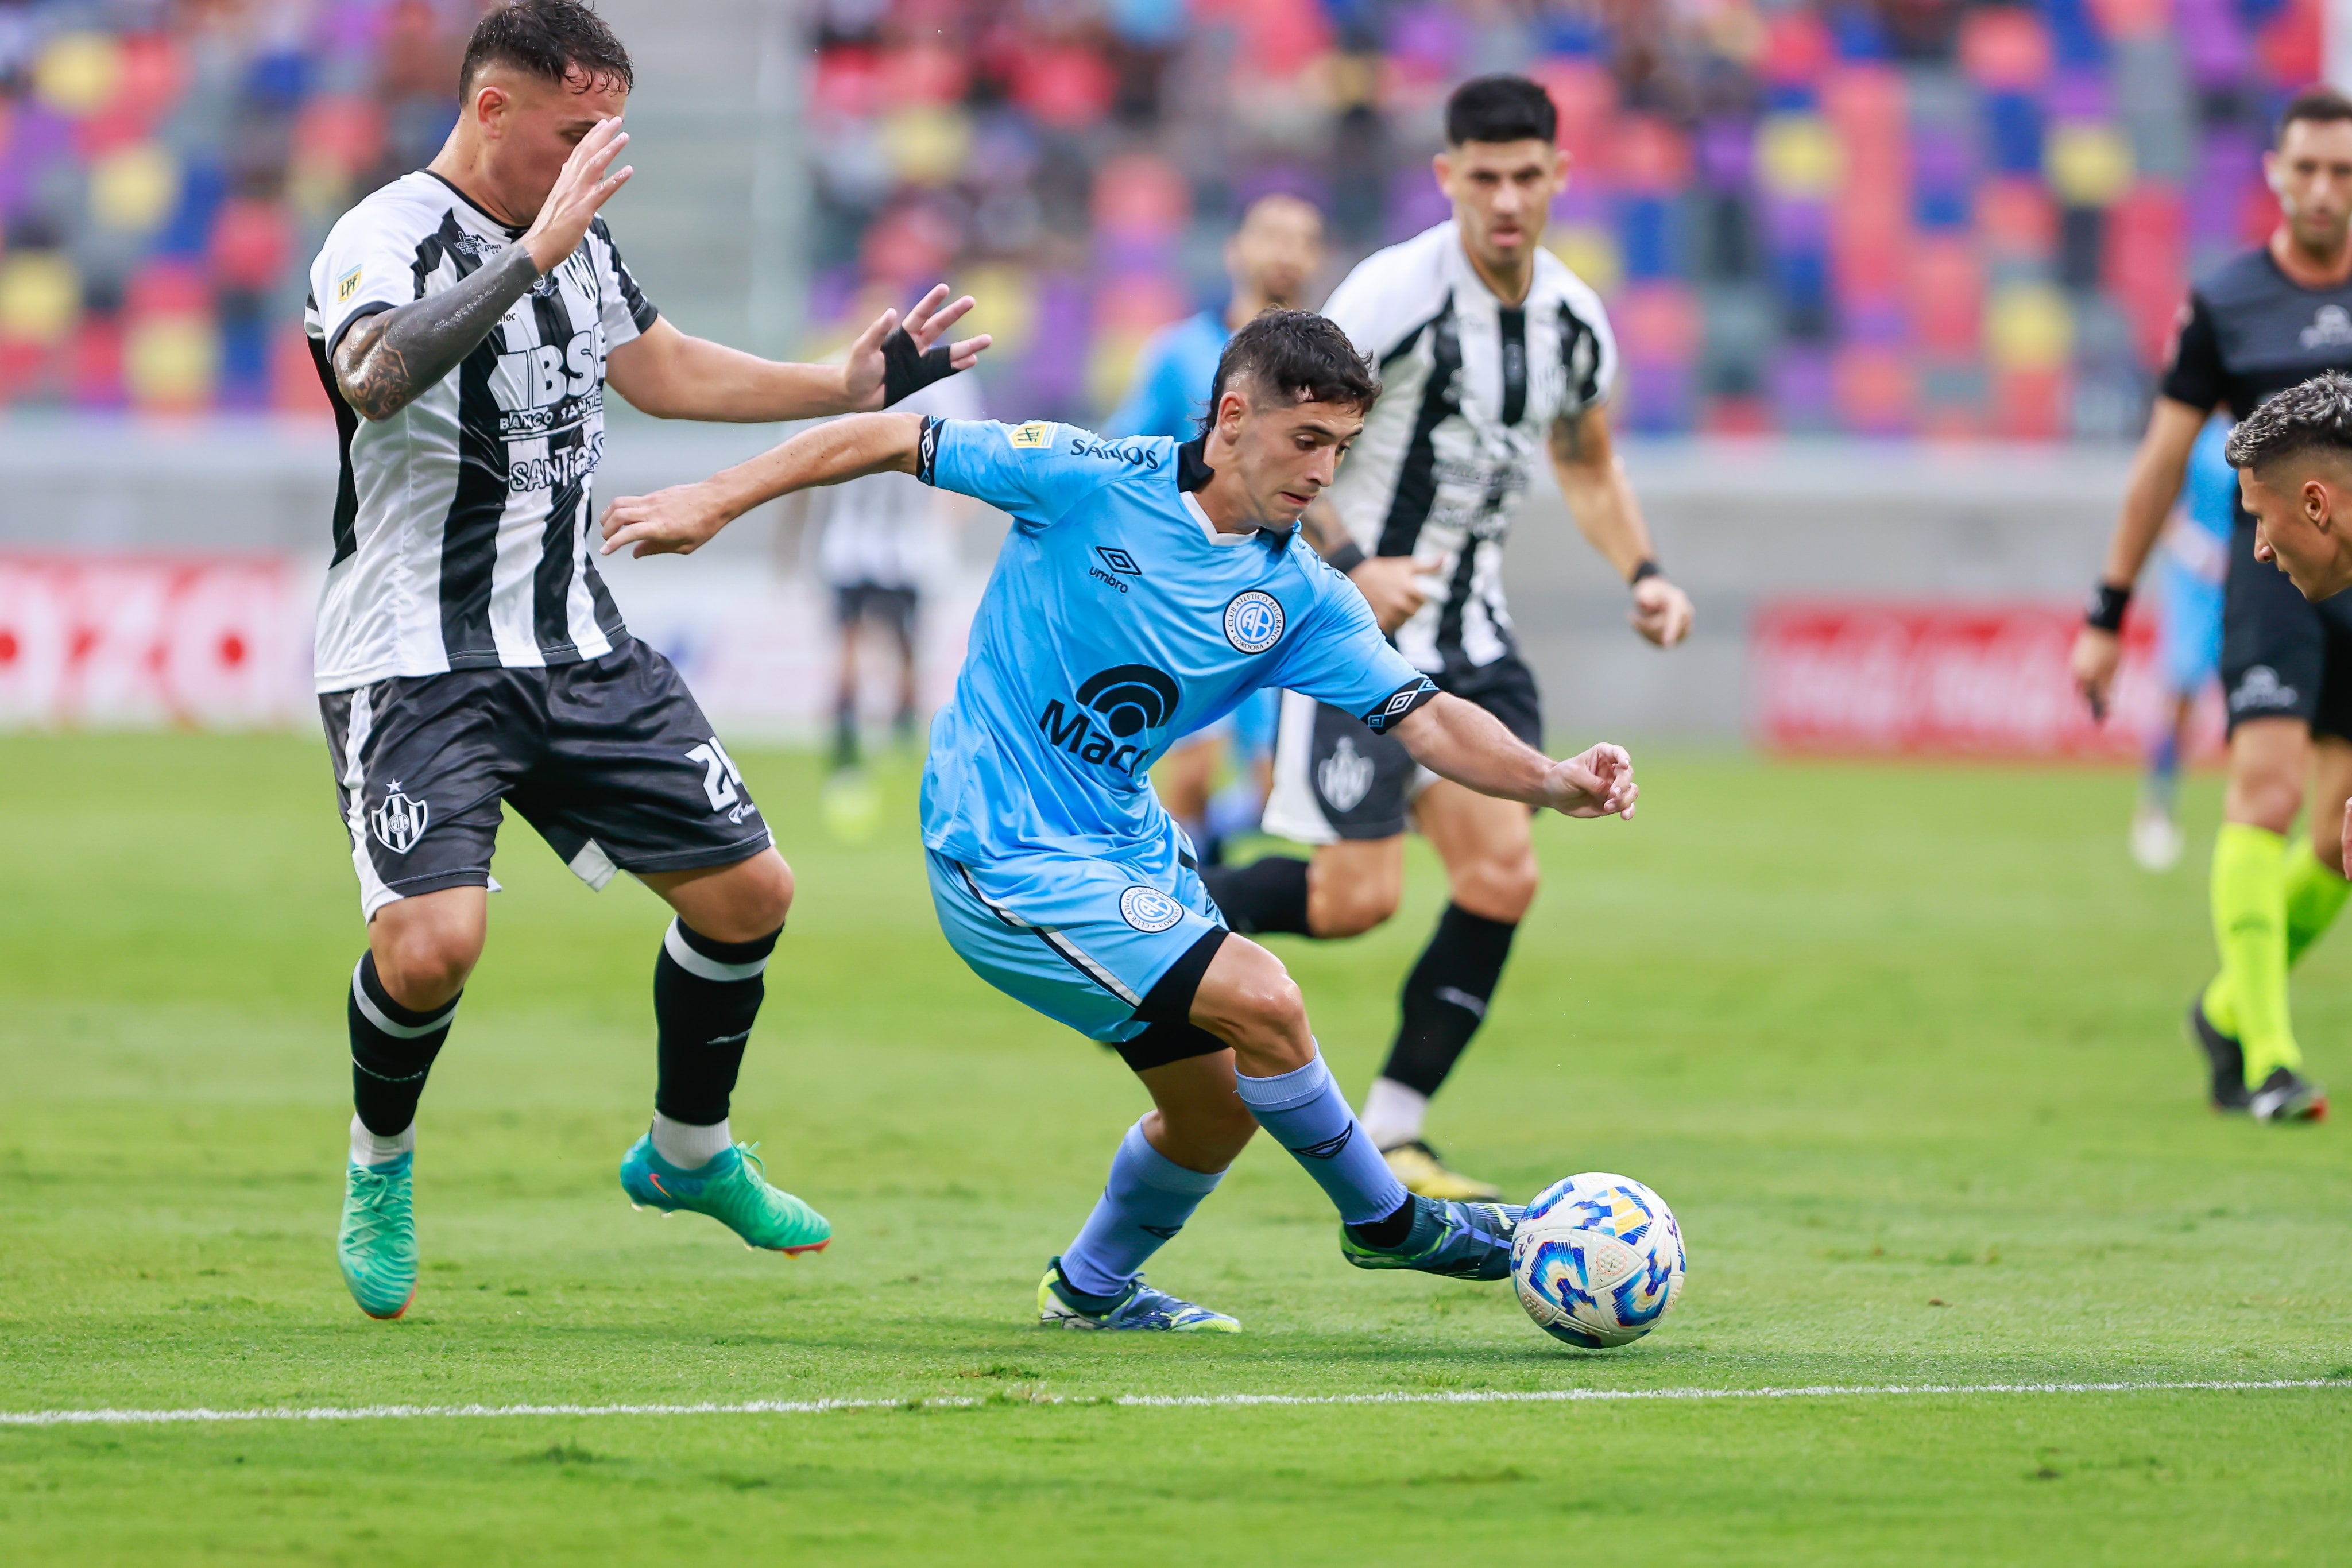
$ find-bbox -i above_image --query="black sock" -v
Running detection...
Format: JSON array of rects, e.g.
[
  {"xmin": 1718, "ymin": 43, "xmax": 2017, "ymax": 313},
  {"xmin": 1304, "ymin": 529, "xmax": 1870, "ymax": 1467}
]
[
  {"xmin": 1380, "ymin": 904, "xmax": 1519, "ymax": 1097},
  {"xmin": 348, "ymin": 951, "xmax": 459, "ymax": 1137},
  {"xmin": 832, "ymin": 697, "xmax": 860, "ymax": 771},
  {"xmin": 653, "ymin": 918, "xmax": 780, "ymax": 1126},
  {"xmin": 1200, "ymin": 855, "xmax": 1312, "ymax": 936},
  {"xmin": 1344, "ymin": 1193, "xmax": 1417, "ymax": 1249}
]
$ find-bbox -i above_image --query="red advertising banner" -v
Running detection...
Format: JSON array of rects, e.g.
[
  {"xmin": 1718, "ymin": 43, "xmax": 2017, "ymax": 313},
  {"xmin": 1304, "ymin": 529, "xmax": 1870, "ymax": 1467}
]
[
  {"xmin": 1752, "ymin": 600, "xmax": 2224, "ymax": 759},
  {"xmin": 0, "ymin": 555, "xmax": 312, "ymax": 730}
]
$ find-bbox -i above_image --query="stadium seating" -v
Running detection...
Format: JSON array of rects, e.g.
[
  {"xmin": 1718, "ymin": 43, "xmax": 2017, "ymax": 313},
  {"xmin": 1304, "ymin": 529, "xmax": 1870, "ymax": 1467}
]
[{"xmin": 0, "ymin": 0, "xmax": 2323, "ymax": 435}]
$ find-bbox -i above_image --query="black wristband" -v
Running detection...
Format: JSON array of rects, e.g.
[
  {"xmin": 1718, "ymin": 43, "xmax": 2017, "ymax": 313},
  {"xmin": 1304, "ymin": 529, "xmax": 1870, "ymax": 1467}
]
[
  {"xmin": 1630, "ymin": 558, "xmax": 1662, "ymax": 586},
  {"xmin": 1328, "ymin": 542, "xmax": 1367, "ymax": 575},
  {"xmin": 880, "ymin": 326, "xmax": 955, "ymax": 407},
  {"xmin": 2085, "ymin": 582, "xmax": 2131, "ymax": 633}
]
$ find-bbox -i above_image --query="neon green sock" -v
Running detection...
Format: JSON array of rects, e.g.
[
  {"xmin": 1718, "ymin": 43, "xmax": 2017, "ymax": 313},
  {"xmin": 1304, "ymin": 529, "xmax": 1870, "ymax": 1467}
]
[
  {"xmin": 2283, "ymin": 838, "xmax": 2351, "ymax": 967},
  {"xmin": 2208, "ymin": 824, "xmax": 2301, "ymax": 1082}
]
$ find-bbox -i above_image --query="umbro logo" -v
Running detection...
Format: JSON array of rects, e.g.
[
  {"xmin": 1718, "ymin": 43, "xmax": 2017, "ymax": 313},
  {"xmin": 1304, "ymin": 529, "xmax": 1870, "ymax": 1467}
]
[{"xmin": 1089, "ymin": 545, "xmax": 1142, "ymax": 594}]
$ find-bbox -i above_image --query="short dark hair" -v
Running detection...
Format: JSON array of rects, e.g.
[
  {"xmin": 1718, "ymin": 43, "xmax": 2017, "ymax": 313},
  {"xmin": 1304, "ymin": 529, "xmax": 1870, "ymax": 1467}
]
[
  {"xmin": 1205, "ymin": 309, "xmax": 1379, "ymax": 425},
  {"xmin": 2225, "ymin": 373, "xmax": 2352, "ymax": 472},
  {"xmin": 461, "ymin": 0, "xmax": 633, "ymax": 100},
  {"xmin": 2277, "ymin": 84, "xmax": 2352, "ymax": 146},
  {"xmin": 1445, "ymin": 75, "xmax": 1558, "ymax": 148}
]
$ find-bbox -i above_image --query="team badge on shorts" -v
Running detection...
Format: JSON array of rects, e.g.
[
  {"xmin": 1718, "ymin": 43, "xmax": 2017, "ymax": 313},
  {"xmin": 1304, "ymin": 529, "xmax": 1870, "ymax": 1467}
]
[
  {"xmin": 1119, "ymin": 885, "xmax": 1185, "ymax": 932},
  {"xmin": 372, "ymin": 789, "xmax": 429, "ymax": 854},
  {"xmin": 1223, "ymin": 590, "xmax": 1285, "ymax": 654}
]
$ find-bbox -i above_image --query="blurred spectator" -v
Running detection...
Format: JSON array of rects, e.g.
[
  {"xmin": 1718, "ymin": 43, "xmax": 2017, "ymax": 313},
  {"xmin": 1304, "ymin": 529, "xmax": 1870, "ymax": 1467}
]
[{"xmin": 0, "ymin": 0, "xmax": 2324, "ymax": 438}]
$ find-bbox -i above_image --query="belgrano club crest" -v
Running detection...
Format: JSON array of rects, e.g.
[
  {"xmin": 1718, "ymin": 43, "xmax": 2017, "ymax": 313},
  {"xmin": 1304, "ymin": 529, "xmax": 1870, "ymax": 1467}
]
[{"xmin": 371, "ymin": 787, "xmax": 428, "ymax": 854}]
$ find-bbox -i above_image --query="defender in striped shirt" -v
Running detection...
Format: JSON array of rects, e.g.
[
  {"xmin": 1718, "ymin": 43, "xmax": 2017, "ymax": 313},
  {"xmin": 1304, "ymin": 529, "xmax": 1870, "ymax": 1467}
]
[{"xmin": 310, "ymin": 1, "xmax": 988, "ymax": 1322}]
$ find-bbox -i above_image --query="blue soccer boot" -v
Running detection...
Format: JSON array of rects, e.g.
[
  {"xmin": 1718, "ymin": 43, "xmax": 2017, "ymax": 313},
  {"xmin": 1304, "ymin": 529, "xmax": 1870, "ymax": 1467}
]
[
  {"xmin": 1037, "ymin": 1257, "xmax": 1240, "ymax": 1331},
  {"xmin": 1339, "ymin": 1194, "xmax": 1522, "ymax": 1281}
]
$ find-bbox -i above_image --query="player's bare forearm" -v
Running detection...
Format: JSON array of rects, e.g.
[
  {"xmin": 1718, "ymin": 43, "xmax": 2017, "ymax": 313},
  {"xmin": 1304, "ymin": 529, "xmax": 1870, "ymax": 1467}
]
[
  {"xmin": 606, "ymin": 322, "xmax": 856, "ymax": 422},
  {"xmin": 597, "ymin": 412, "xmax": 920, "ymax": 558},
  {"xmin": 332, "ymin": 245, "xmax": 540, "ymax": 421},
  {"xmin": 1549, "ymin": 405, "xmax": 1655, "ymax": 578},
  {"xmin": 1394, "ymin": 695, "xmax": 1638, "ymax": 819},
  {"xmin": 2100, "ymin": 397, "xmax": 2210, "ymax": 587}
]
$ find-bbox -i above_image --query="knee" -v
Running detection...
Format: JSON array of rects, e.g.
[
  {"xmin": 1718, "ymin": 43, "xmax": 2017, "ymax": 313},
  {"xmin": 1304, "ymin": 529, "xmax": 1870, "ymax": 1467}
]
[
  {"xmin": 702, "ymin": 853, "xmax": 795, "ymax": 942},
  {"xmin": 1309, "ymin": 870, "xmax": 1399, "ymax": 938},
  {"xmin": 2227, "ymin": 772, "xmax": 2303, "ymax": 835},
  {"xmin": 1450, "ymin": 847, "xmax": 1539, "ymax": 922},
  {"xmin": 372, "ymin": 923, "xmax": 479, "ymax": 1011},
  {"xmin": 1230, "ymin": 969, "xmax": 1312, "ymax": 1072}
]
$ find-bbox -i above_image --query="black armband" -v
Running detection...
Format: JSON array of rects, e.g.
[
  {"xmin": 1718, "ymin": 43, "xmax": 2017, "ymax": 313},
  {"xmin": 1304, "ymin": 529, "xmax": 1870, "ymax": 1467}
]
[
  {"xmin": 2084, "ymin": 582, "xmax": 2131, "ymax": 633},
  {"xmin": 881, "ymin": 326, "xmax": 956, "ymax": 406},
  {"xmin": 1629, "ymin": 558, "xmax": 1663, "ymax": 586},
  {"xmin": 1328, "ymin": 541, "xmax": 1367, "ymax": 576}
]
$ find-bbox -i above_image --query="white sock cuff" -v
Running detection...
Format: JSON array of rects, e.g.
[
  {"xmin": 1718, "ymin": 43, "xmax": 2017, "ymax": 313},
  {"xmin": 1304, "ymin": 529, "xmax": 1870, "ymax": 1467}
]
[
  {"xmin": 650, "ymin": 1111, "xmax": 733, "ymax": 1169},
  {"xmin": 349, "ymin": 1113, "xmax": 414, "ymax": 1167},
  {"xmin": 662, "ymin": 919, "xmax": 772, "ymax": 983},
  {"xmin": 1359, "ymin": 1077, "xmax": 1430, "ymax": 1146}
]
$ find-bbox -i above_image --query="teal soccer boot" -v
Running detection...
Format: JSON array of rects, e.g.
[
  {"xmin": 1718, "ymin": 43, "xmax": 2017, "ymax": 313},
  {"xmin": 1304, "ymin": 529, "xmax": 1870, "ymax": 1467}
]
[
  {"xmin": 618, "ymin": 1136, "xmax": 831, "ymax": 1255},
  {"xmin": 1339, "ymin": 1194, "xmax": 1522, "ymax": 1281},
  {"xmin": 1037, "ymin": 1257, "xmax": 1241, "ymax": 1331},
  {"xmin": 339, "ymin": 1153, "xmax": 419, "ymax": 1321}
]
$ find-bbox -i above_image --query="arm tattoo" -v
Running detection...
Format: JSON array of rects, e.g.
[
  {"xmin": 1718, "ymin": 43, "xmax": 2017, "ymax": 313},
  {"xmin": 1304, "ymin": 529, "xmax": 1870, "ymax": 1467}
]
[{"xmin": 332, "ymin": 245, "xmax": 542, "ymax": 421}]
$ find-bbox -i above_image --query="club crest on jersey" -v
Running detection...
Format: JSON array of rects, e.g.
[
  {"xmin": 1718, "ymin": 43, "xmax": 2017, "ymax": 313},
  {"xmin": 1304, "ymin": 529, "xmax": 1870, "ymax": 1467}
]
[
  {"xmin": 1223, "ymin": 590, "xmax": 1285, "ymax": 654},
  {"xmin": 336, "ymin": 265, "xmax": 363, "ymax": 304},
  {"xmin": 371, "ymin": 789, "xmax": 428, "ymax": 854},
  {"xmin": 1119, "ymin": 886, "xmax": 1184, "ymax": 933},
  {"xmin": 1009, "ymin": 421, "xmax": 1055, "ymax": 450}
]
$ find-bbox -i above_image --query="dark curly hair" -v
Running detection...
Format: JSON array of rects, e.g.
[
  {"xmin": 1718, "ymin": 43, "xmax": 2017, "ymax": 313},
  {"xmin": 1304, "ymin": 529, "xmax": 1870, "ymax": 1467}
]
[
  {"xmin": 461, "ymin": 0, "xmax": 633, "ymax": 99},
  {"xmin": 1204, "ymin": 309, "xmax": 1380, "ymax": 427},
  {"xmin": 2225, "ymin": 372, "xmax": 2352, "ymax": 473}
]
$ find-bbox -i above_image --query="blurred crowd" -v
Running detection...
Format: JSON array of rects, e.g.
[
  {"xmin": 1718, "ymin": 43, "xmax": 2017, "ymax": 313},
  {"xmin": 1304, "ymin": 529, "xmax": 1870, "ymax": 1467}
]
[{"xmin": 0, "ymin": 0, "xmax": 2327, "ymax": 436}]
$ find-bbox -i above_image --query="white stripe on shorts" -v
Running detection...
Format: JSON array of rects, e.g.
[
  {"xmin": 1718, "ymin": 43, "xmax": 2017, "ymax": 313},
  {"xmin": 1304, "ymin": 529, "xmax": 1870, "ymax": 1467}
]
[{"xmin": 957, "ymin": 865, "xmax": 1141, "ymax": 1006}]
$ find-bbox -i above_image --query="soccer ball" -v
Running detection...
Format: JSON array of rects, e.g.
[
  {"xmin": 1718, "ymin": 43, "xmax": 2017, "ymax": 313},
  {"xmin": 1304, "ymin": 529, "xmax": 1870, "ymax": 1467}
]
[{"xmin": 1511, "ymin": 1172, "xmax": 1686, "ymax": 1349}]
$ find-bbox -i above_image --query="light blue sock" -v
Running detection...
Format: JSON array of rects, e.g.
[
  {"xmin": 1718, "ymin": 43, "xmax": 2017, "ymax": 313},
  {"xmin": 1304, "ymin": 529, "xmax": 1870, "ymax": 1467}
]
[
  {"xmin": 1233, "ymin": 1048, "xmax": 1409, "ymax": 1225},
  {"xmin": 1059, "ymin": 1119, "xmax": 1224, "ymax": 1298}
]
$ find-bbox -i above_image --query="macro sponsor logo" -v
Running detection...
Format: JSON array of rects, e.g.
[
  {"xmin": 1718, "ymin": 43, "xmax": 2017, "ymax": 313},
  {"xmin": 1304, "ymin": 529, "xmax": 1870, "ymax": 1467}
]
[
  {"xmin": 1036, "ymin": 663, "xmax": 1181, "ymax": 776},
  {"xmin": 1067, "ymin": 435, "xmax": 1162, "ymax": 470}
]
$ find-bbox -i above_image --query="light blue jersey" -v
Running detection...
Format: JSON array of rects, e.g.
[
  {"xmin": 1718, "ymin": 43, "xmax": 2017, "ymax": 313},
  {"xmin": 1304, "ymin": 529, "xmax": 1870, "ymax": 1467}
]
[
  {"xmin": 2156, "ymin": 419, "xmax": 2234, "ymax": 696},
  {"xmin": 1104, "ymin": 312, "xmax": 1229, "ymax": 440},
  {"xmin": 915, "ymin": 418, "xmax": 1436, "ymax": 1040}
]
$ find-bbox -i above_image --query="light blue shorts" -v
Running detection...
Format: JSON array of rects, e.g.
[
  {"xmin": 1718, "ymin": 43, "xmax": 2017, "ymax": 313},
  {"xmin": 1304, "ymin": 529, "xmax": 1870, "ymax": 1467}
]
[
  {"xmin": 926, "ymin": 845, "xmax": 1225, "ymax": 1044},
  {"xmin": 2156, "ymin": 553, "xmax": 2223, "ymax": 697}
]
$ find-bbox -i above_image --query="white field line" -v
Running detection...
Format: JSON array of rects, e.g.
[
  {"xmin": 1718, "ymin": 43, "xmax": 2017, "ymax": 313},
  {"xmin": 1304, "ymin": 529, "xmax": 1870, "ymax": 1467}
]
[{"xmin": 0, "ymin": 1379, "xmax": 2339, "ymax": 1428}]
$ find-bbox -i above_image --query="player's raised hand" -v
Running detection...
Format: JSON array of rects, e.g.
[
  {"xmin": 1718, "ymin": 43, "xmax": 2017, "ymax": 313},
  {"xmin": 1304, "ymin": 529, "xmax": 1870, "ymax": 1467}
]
[
  {"xmin": 1631, "ymin": 574, "xmax": 1694, "ymax": 647},
  {"xmin": 598, "ymin": 482, "xmax": 731, "ymax": 558},
  {"xmin": 1541, "ymin": 743, "xmax": 1638, "ymax": 820},
  {"xmin": 1351, "ymin": 555, "xmax": 1442, "ymax": 633},
  {"xmin": 2070, "ymin": 625, "xmax": 2123, "ymax": 721},
  {"xmin": 521, "ymin": 117, "xmax": 633, "ymax": 273},
  {"xmin": 844, "ymin": 285, "xmax": 993, "ymax": 411}
]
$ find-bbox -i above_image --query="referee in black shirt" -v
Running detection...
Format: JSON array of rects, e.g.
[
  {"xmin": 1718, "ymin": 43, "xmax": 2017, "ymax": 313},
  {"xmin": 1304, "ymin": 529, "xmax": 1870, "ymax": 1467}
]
[{"xmin": 2072, "ymin": 86, "xmax": 2352, "ymax": 1123}]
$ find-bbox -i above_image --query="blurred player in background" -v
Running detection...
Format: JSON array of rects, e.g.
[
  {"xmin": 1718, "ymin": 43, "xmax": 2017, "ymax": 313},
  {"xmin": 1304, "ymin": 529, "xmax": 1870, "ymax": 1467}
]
[
  {"xmin": 2129, "ymin": 418, "xmax": 2233, "ymax": 872},
  {"xmin": 307, "ymin": 0, "xmax": 986, "ymax": 1320},
  {"xmin": 1109, "ymin": 193, "xmax": 1326, "ymax": 862},
  {"xmin": 810, "ymin": 371, "xmax": 985, "ymax": 839},
  {"xmin": 1205, "ymin": 75, "xmax": 1693, "ymax": 1198},
  {"xmin": 2073, "ymin": 86, "xmax": 2352, "ymax": 1123}
]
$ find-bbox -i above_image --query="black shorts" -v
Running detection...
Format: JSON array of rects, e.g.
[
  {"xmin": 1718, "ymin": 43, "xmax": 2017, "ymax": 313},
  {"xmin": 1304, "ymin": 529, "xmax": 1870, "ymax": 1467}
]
[
  {"xmin": 1260, "ymin": 654, "xmax": 1544, "ymax": 842},
  {"xmin": 833, "ymin": 582, "xmax": 918, "ymax": 642},
  {"xmin": 319, "ymin": 638, "xmax": 772, "ymax": 917},
  {"xmin": 2221, "ymin": 522, "xmax": 2352, "ymax": 740}
]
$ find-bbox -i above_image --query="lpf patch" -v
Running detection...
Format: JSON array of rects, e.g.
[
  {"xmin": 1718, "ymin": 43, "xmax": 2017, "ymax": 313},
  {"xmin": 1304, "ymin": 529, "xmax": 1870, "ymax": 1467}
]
[
  {"xmin": 336, "ymin": 264, "xmax": 363, "ymax": 304},
  {"xmin": 1008, "ymin": 420, "xmax": 1055, "ymax": 450},
  {"xmin": 1223, "ymin": 589, "xmax": 1285, "ymax": 654},
  {"xmin": 372, "ymin": 789, "xmax": 429, "ymax": 854},
  {"xmin": 1119, "ymin": 885, "xmax": 1184, "ymax": 933}
]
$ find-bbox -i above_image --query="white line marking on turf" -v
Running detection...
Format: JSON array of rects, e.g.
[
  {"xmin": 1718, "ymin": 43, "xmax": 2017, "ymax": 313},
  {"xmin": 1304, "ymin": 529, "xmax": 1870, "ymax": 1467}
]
[{"xmin": 0, "ymin": 1379, "xmax": 2338, "ymax": 1428}]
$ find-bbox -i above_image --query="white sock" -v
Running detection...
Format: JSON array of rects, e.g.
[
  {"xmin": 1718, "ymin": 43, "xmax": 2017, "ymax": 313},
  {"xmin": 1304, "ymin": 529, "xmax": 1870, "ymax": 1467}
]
[
  {"xmin": 350, "ymin": 1114, "xmax": 413, "ymax": 1168},
  {"xmin": 651, "ymin": 1112, "xmax": 732, "ymax": 1170},
  {"xmin": 1358, "ymin": 1078, "xmax": 1428, "ymax": 1151}
]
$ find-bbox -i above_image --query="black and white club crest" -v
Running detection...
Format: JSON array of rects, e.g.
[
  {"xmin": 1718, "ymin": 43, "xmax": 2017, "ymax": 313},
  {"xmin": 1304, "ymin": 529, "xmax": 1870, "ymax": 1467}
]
[{"xmin": 372, "ymin": 790, "xmax": 429, "ymax": 854}]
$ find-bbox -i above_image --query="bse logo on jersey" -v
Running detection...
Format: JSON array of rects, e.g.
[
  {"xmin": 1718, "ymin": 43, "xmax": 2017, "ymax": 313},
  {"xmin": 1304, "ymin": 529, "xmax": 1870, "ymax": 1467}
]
[
  {"xmin": 1038, "ymin": 664, "xmax": 1181, "ymax": 776},
  {"xmin": 1223, "ymin": 590, "xmax": 1285, "ymax": 653},
  {"xmin": 1119, "ymin": 886, "xmax": 1185, "ymax": 933},
  {"xmin": 371, "ymin": 788, "xmax": 429, "ymax": 854},
  {"xmin": 500, "ymin": 330, "xmax": 601, "ymax": 411}
]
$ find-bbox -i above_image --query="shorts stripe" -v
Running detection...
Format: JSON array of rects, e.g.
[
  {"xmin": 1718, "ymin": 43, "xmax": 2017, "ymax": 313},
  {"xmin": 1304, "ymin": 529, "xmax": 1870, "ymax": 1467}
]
[
  {"xmin": 335, "ymin": 687, "xmax": 397, "ymax": 917},
  {"xmin": 957, "ymin": 864, "xmax": 1142, "ymax": 1007}
]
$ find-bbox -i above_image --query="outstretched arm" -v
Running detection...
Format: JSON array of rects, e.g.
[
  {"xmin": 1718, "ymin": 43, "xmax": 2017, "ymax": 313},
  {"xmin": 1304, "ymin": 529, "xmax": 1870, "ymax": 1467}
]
[
  {"xmin": 1392, "ymin": 694, "xmax": 1637, "ymax": 819},
  {"xmin": 598, "ymin": 412, "xmax": 922, "ymax": 558},
  {"xmin": 1550, "ymin": 403, "xmax": 1693, "ymax": 649},
  {"xmin": 606, "ymin": 286, "xmax": 991, "ymax": 422},
  {"xmin": 2069, "ymin": 396, "xmax": 2207, "ymax": 715}
]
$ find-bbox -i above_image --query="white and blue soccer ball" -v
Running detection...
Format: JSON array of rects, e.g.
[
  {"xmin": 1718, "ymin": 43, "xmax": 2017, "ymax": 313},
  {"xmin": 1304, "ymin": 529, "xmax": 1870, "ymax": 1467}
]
[{"xmin": 1511, "ymin": 1172, "xmax": 1686, "ymax": 1349}]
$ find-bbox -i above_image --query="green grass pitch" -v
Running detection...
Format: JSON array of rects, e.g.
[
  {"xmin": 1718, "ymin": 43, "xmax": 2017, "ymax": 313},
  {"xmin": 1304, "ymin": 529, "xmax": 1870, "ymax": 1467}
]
[{"xmin": 3, "ymin": 733, "xmax": 2349, "ymax": 1564}]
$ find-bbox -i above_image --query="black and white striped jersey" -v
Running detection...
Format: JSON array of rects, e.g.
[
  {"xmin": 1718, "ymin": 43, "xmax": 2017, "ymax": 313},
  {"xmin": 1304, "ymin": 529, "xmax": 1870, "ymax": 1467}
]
[
  {"xmin": 1320, "ymin": 221, "xmax": 1617, "ymax": 676},
  {"xmin": 302, "ymin": 171, "xmax": 657, "ymax": 694}
]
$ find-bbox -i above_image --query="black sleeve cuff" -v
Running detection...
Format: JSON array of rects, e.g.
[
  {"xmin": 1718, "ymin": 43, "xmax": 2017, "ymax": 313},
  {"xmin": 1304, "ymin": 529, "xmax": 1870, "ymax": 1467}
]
[
  {"xmin": 1362, "ymin": 676, "xmax": 1440, "ymax": 733},
  {"xmin": 916, "ymin": 416, "xmax": 942, "ymax": 486},
  {"xmin": 1328, "ymin": 542, "xmax": 1367, "ymax": 576}
]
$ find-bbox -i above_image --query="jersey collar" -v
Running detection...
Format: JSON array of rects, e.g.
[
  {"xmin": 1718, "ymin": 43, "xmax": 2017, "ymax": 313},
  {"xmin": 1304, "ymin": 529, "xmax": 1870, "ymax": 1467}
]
[
  {"xmin": 1177, "ymin": 435, "xmax": 1213, "ymax": 492},
  {"xmin": 424, "ymin": 170, "xmax": 528, "ymax": 238}
]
